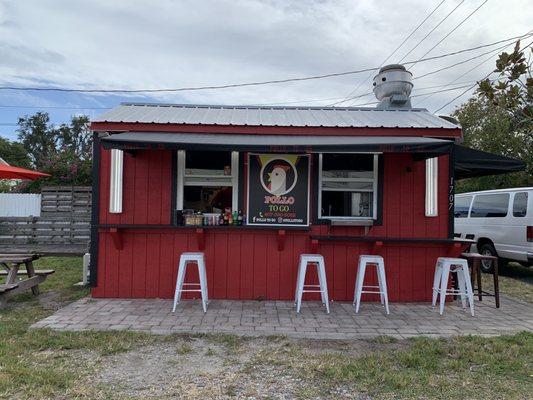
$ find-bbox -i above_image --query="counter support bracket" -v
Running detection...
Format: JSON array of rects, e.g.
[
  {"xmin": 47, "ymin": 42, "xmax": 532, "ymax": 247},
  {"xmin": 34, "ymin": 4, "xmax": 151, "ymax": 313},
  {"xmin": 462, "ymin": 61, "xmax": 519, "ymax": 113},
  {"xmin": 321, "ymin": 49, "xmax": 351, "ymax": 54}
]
[{"xmin": 109, "ymin": 228, "xmax": 123, "ymax": 250}]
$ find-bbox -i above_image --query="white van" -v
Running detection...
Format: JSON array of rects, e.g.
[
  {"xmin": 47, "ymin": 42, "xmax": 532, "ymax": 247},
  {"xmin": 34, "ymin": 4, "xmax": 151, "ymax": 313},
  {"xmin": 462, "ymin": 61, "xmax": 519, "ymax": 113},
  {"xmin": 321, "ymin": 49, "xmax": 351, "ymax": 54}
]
[{"xmin": 454, "ymin": 187, "xmax": 533, "ymax": 272}]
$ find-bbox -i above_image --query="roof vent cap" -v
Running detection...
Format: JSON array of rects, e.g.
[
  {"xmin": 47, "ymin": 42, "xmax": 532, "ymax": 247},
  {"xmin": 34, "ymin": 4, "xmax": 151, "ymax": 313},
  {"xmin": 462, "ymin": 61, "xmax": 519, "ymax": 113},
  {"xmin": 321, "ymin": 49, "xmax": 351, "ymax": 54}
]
[{"xmin": 373, "ymin": 64, "xmax": 413, "ymax": 109}]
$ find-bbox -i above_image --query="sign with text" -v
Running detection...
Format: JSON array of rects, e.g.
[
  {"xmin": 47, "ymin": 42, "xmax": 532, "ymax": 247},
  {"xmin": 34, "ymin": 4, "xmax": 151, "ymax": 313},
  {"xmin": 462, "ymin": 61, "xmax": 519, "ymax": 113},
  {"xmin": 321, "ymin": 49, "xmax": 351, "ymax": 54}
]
[{"xmin": 247, "ymin": 153, "xmax": 310, "ymax": 226}]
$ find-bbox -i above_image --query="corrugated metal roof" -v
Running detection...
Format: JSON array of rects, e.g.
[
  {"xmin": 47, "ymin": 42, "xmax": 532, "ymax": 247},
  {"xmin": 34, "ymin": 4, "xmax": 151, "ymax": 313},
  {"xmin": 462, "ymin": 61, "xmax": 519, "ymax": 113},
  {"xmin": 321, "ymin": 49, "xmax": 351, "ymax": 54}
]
[{"xmin": 93, "ymin": 103, "xmax": 459, "ymax": 130}]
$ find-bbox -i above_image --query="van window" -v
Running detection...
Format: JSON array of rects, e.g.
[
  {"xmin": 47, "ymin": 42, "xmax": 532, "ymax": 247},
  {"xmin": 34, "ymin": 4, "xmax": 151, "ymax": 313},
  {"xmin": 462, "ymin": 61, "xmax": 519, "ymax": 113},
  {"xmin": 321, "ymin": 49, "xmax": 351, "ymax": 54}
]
[
  {"xmin": 513, "ymin": 192, "xmax": 528, "ymax": 217},
  {"xmin": 454, "ymin": 195, "xmax": 472, "ymax": 218},
  {"xmin": 470, "ymin": 194, "xmax": 509, "ymax": 218}
]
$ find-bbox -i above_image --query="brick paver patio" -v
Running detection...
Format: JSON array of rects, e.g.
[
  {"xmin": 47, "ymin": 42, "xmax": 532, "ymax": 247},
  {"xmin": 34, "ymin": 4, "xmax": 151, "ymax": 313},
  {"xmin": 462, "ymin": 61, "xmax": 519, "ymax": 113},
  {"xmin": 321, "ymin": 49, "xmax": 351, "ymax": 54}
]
[{"xmin": 31, "ymin": 296, "xmax": 533, "ymax": 339}]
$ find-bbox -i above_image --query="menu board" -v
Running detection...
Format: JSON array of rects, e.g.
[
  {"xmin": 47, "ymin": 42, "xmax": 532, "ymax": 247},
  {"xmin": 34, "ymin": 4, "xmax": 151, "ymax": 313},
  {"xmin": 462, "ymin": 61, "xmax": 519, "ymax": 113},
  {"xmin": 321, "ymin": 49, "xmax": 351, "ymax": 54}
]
[{"xmin": 247, "ymin": 153, "xmax": 310, "ymax": 226}]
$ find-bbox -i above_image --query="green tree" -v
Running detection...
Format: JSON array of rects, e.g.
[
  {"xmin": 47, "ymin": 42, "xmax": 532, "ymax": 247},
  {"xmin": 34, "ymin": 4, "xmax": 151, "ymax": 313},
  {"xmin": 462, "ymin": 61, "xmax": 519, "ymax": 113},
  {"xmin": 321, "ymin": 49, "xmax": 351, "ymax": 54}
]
[
  {"xmin": 0, "ymin": 137, "xmax": 31, "ymax": 168},
  {"xmin": 57, "ymin": 115, "xmax": 92, "ymax": 160},
  {"xmin": 17, "ymin": 112, "xmax": 58, "ymax": 170},
  {"xmin": 454, "ymin": 40, "xmax": 532, "ymax": 192},
  {"xmin": 13, "ymin": 112, "xmax": 92, "ymax": 192}
]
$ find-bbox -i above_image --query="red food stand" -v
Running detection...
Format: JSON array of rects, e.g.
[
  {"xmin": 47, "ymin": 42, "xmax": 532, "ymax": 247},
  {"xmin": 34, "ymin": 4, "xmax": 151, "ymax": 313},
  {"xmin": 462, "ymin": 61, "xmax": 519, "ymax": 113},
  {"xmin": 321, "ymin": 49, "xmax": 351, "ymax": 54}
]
[{"xmin": 88, "ymin": 67, "xmax": 524, "ymax": 303}]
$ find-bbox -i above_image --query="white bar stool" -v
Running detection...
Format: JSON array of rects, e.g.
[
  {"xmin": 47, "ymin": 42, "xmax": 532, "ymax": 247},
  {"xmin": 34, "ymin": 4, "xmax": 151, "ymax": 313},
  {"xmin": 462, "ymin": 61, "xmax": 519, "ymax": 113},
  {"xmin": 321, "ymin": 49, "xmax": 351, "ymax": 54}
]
[
  {"xmin": 432, "ymin": 257, "xmax": 474, "ymax": 316},
  {"xmin": 353, "ymin": 255, "xmax": 390, "ymax": 315},
  {"xmin": 295, "ymin": 254, "xmax": 330, "ymax": 314},
  {"xmin": 172, "ymin": 252, "xmax": 209, "ymax": 313}
]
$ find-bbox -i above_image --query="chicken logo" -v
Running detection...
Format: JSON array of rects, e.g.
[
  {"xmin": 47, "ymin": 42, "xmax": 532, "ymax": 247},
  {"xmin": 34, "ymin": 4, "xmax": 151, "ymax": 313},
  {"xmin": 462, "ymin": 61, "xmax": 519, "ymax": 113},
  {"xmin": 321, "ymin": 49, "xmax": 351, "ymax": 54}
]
[{"xmin": 260, "ymin": 158, "xmax": 297, "ymax": 196}]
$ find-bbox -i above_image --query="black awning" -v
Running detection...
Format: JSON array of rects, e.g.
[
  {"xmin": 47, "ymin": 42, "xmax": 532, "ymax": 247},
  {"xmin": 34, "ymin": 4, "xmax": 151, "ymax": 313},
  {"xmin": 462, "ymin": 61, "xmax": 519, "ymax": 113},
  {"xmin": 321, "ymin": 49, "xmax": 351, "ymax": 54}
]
[
  {"xmin": 100, "ymin": 132, "xmax": 453, "ymax": 154},
  {"xmin": 454, "ymin": 145, "xmax": 526, "ymax": 180}
]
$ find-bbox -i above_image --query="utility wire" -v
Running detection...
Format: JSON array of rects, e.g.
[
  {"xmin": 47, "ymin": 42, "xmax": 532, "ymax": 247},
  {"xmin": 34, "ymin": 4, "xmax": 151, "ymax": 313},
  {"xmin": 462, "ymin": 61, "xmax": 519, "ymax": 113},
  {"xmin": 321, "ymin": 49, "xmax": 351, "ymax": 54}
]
[
  {"xmin": 433, "ymin": 38, "xmax": 533, "ymax": 113},
  {"xmin": 335, "ymin": 0, "xmax": 448, "ymax": 106},
  {"xmin": 0, "ymin": 78, "xmax": 502, "ymax": 126},
  {"xmin": 329, "ymin": 30, "xmax": 531, "ymax": 107},
  {"xmin": 410, "ymin": 0, "xmax": 490, "ymax": 68},
  {"xmin": 419, "ymin": 38, "xmax": 531, "ymax": 102},
  {"xmin": 0, "ymin": 104, "xmax": 110, "ymax": 110},
  {"xmin": 0, "ymin": 33, "xmax": 529, "ymax": 95},
  {"xmin": 398, "ymin": 0, "xmax": 465, "ymax": 63},
  {"xmin": 413, "ymin": 30, "xmax": 532, "ymax": 81}
]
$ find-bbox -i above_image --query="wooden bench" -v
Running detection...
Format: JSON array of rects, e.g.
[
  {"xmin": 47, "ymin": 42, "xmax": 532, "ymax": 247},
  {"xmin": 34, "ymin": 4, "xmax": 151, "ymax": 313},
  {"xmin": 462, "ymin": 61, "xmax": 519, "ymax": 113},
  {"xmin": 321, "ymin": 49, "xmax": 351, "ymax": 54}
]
[
  {"xmin": 0, "ymin": 253, "xmax": 54, "ymax": 308},
  {"xmin": 0, "ymin": 283, "xmax": 19, "ymax": 293},
  {"xmin": 0, "ymin": 269, "xmax": 55, "ymax": 276}
]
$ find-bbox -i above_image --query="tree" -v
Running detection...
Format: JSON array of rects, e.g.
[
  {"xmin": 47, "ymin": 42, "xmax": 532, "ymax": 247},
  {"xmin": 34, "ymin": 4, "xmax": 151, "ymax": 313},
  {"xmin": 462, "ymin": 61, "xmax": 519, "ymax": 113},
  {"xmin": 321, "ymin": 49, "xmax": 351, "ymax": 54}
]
[
  {"xmin": 478, "ymin": 40, "xmax": 532, "ymax": 124},
  {"xmin": 13, "ymin": 112, "xmax": 93, "ymax": 193},
  {"xmin": 56, "ymin": 115, "xmax": 92, "ymax": 160},
  {"xmin": 17, "ymin": 112, "xmax": 58, "ymax": 170},
  {"xmin": 453, "ymin": 40, "xmax": 532, "ymax": 192},
  {"xmin": 0, "ymin": 137, "xmax": 31, "ymax": 168}
]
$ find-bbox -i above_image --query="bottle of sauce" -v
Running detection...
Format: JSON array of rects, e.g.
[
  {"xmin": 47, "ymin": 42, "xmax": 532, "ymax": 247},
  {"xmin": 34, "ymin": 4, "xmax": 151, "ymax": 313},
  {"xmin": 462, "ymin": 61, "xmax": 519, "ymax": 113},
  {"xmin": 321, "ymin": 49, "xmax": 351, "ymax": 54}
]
[{"xmin": 237, "ymin": 210, "xmax": 243, "ymax": 226}]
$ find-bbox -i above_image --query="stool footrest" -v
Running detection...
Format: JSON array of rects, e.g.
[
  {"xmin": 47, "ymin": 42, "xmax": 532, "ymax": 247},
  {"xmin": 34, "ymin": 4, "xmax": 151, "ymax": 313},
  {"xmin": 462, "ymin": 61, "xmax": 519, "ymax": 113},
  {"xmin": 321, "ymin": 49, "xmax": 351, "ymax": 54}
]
[{"xmin": 177, "ymin": 289, "xmax": 202, "ymax": 293}]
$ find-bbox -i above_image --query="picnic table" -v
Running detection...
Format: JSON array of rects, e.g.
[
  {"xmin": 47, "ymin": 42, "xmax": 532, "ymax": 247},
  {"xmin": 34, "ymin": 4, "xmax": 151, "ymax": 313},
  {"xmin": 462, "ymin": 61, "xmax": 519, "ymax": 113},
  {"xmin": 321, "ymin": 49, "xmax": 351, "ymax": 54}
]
[{"xmin": 0, "ymin": 254, "xmax": 55, "ymax": 307}]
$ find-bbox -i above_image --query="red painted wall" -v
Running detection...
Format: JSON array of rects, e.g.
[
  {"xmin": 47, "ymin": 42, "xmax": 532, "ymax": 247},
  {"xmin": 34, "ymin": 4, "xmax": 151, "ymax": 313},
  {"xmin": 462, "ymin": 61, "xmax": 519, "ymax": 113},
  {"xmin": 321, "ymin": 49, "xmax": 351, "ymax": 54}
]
[{"xmin": 93, "ymin": 148, "xmax": 452, "ymax": 302}]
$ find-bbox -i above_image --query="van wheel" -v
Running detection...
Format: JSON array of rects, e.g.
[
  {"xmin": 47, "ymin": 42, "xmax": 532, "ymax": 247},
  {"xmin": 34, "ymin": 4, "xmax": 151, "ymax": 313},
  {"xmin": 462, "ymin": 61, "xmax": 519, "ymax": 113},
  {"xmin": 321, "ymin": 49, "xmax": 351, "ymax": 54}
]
[{"xmin": 478, "ymin": 243, "xmax": 502, "ymax": 273}]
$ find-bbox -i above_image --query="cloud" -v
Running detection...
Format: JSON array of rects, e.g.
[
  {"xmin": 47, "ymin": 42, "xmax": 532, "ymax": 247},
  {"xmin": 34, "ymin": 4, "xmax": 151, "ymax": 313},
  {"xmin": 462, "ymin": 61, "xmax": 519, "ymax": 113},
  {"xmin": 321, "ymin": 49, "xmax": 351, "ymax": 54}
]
[{"xmin": 0, "ymin": 0, "xmax": 531, "ymax": 117}]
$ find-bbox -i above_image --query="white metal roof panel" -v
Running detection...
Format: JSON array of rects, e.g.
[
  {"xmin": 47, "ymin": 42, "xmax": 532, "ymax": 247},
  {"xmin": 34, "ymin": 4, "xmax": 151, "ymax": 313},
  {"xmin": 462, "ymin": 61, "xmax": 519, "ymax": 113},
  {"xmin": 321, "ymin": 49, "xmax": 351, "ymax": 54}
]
[{"xmin": 93, "ymin": 103, "xmax": 459, "ymax": 130}]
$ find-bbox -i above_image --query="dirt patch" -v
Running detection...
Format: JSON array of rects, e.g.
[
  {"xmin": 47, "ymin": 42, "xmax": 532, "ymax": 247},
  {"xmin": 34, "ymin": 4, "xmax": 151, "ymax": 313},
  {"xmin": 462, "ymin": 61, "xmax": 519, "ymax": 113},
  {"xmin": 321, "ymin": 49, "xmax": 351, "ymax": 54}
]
[{"xmin": 94, "ymin": 335, "xmax": 378, "ymax": 399}]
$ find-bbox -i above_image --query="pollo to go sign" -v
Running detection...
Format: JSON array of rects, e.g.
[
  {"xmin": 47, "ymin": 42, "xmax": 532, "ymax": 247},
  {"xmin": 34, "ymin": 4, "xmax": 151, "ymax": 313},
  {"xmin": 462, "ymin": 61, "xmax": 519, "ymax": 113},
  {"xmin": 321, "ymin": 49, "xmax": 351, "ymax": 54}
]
[{"xmin": 246, "ymin": 153, "xmax": 310, "ymax": 226}]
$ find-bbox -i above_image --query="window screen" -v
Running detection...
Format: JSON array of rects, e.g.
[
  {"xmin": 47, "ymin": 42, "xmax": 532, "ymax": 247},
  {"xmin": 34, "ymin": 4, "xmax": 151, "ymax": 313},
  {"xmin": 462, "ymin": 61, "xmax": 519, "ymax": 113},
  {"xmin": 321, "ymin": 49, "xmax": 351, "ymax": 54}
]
[
  {"xmin": 454, "ymin": 195, "xmax": 472, "ymax": 218},
  {"xmin": 470, "ymin": 194, "xmax": 509, "ymax": 218},
  {"xmin": 513, "ymin": 192, "xmax": 528, "ymax": 217}
]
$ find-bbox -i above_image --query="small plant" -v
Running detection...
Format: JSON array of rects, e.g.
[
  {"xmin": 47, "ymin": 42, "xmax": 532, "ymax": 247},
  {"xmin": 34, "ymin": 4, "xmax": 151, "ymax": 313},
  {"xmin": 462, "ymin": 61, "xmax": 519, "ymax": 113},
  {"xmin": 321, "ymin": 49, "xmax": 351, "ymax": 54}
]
[{"xmin": 177, "ymin": 344, "xmax": 192, "ymax": 355}]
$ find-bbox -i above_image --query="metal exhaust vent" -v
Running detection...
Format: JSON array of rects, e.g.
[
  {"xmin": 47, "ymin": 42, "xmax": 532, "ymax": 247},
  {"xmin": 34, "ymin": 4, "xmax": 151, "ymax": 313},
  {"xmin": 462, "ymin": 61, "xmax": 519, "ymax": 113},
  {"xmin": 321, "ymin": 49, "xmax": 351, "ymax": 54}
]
[{"xmin": 373, "ymin": 64, "xmax": 413, "ymax": 110}]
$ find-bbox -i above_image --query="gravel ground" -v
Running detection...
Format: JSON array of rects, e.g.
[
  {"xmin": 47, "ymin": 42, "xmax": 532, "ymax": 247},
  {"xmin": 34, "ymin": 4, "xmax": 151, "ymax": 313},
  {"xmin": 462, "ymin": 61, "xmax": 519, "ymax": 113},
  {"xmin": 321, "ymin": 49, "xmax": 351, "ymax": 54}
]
[{"xmin": 94, "ymin": 335, "xmax": 400, "ymax": 399}]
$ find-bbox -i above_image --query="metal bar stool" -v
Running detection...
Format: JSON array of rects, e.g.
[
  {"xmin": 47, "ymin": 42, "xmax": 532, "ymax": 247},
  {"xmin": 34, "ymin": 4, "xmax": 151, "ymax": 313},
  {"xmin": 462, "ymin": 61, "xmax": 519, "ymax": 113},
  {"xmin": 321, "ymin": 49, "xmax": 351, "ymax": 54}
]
[
  {"xmin": 295, "ymin": 254, "xmax": 330, "ymax": 314},
  {"xmin": 432, "ymin": 257, "xmax": 474, "ymax": 316},
  {"xmin": 172, "ymin": 252, "xmax": 209, "ymax": 313},
  {"xmin": 353, "ymin": 255, "xmax": 390, "ymax": 315}
]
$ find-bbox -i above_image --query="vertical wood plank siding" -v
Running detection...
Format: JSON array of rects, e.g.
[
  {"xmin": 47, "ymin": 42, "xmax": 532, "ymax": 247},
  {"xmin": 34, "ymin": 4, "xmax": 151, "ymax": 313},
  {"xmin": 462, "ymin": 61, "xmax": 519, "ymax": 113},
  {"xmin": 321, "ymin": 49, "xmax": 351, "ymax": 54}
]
[{"xmin": 93, "ymin": 150, "xmax": 451, "ymax": 302}]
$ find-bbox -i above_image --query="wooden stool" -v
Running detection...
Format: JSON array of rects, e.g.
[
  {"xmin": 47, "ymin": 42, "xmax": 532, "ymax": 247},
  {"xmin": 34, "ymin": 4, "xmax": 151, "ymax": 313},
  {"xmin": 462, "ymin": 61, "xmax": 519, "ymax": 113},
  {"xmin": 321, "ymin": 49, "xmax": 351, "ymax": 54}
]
[{"xmin": 461, "ymin": 252, "xmax": 500, "ymax": 308}]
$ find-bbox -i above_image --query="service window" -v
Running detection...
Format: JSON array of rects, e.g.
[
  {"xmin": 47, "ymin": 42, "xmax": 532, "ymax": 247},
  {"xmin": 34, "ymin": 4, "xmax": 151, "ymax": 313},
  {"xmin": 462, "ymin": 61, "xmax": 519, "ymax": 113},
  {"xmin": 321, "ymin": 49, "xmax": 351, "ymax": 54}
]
[
  {"xmin": 513, "ymin": 192, "xmax": 528, "ymax": 217},
  {"xmin": 319, "ymin": 153, "xmax": 378, "ymax": 219},
  {"xmin": 454, "ymin": 195, "xmax": 472, "ymax": 218},
  {"xmin": 177, "ymin": 150, "xmax": 239, "ymax": 212},
  {"xmin": 470, "ymin": 193, "xmax": 510, "ymax": 218}
]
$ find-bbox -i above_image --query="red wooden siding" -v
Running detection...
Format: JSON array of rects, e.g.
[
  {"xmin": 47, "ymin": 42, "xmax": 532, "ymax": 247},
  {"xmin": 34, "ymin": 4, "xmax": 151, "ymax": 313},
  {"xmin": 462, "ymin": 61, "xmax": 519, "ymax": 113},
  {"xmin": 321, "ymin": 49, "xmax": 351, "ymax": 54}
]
[
  {"xmin": 98, "ymin": 148, "xmax": 172, "ymax": 226},
  {"xmin": 93, "ymin": 150, "xmax": 452, "ymax": 302}
]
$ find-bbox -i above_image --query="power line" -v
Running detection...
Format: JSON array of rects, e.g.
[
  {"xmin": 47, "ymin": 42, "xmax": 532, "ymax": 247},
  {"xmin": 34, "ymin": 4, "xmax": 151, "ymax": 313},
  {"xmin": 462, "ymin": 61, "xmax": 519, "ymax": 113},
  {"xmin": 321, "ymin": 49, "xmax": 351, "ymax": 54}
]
[
  {"xmin": 398, "ymin": 0, "xmax": 466, "ymax": 63},
  {"xmin": 336, "ymin": 0, "xmax": 448, "ymax": 106},
  {"xmin": 412, "ymin": 31, "xmax": 532, "ymax": 81},
  {"xmin": 328, "ymin": 34, "xmax": 532, "ymax": 107},
  {"xmin": 0, "ymin": 33, "xmax": 529, "ymax": 95},
  {"xmin": 418, "ymin": 39, "xmax": 530, "ymax": 102},
  {"xmin": 410, "ymin": 0, "xmax": 490, "ymax": 68},
  {"xmin": 0, "ymin": 104, "xmax": 110, "ymax": 110},
  {"xmin": 433, "ymin": 39, "xmax": 533, "ymax": 113}
]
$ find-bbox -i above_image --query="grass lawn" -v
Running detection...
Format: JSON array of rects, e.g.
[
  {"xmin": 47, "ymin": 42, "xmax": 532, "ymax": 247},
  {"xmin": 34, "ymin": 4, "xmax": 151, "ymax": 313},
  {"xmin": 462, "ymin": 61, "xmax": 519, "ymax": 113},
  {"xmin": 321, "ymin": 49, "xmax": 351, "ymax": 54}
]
[
  {"xmin": 480, "ymin": 262, "xmax": 533, "ymax": 303},
  {"xmin": 0, "ymin": 257, "xmax": 532, "ymax": 399}
]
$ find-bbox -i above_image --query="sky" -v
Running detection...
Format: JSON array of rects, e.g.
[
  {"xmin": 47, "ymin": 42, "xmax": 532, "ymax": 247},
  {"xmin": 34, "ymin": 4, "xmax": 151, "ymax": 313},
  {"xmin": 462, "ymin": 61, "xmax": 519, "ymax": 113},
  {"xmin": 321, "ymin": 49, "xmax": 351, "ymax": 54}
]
[{"xmin": 0, "ymin": 0, "xmax": 531, "ymax": 141}]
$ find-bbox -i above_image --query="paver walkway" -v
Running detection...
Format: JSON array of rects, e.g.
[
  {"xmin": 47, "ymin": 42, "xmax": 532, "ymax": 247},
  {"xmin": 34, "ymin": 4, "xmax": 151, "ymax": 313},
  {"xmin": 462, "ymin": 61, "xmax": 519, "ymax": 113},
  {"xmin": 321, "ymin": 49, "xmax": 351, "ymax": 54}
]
[{"xmin": 31, "ymin": 296, "xmax": 533, "ymax": 339}]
